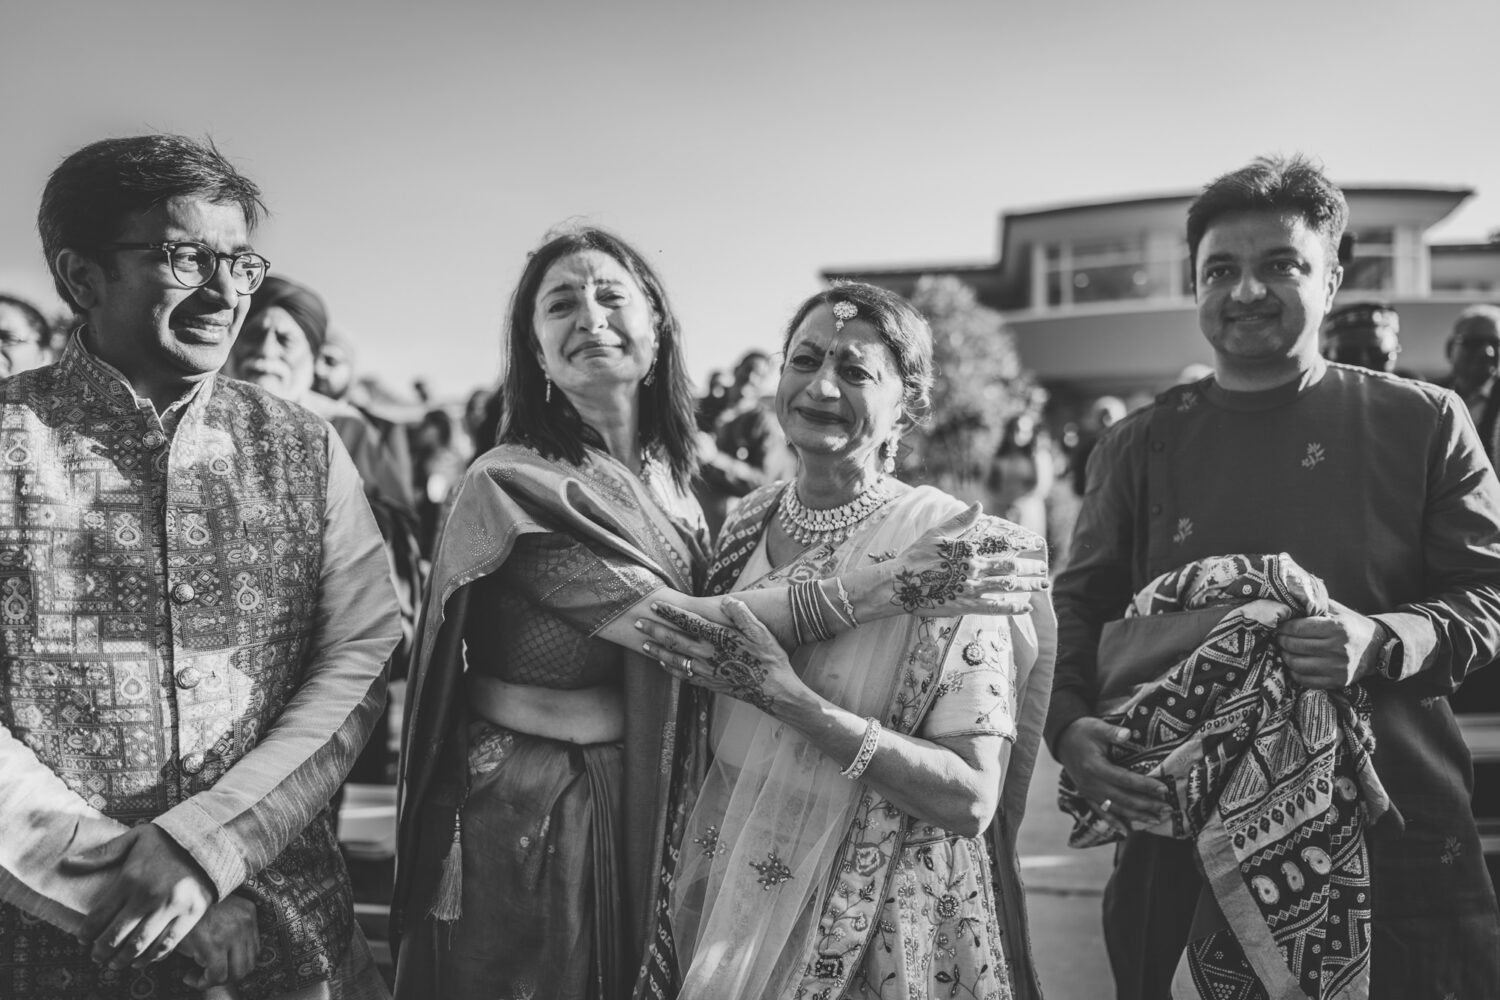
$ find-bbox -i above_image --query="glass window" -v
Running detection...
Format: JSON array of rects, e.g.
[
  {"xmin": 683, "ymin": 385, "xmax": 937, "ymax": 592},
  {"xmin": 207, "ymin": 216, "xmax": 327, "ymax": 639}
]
[
  {"xmin": 1342, "ymin": 227, "xmax": 1395, "ymax": 292},
  {"xmin": 1040, "ymin": 234, "xmax": 1186, "ymax": 307}
]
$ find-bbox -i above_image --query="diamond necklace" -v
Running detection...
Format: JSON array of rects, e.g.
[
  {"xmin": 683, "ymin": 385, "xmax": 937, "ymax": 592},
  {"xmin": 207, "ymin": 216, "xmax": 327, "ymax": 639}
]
[{"xmin": 777, "ymin": 477, "xmax": 895, "ymax": 547}]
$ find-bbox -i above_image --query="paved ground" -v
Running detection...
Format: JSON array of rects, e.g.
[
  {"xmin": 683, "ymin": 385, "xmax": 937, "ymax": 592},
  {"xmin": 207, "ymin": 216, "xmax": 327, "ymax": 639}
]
[{"xmin": 1019, "ymin": 749, "xmax": 1118, "ymax": 999}]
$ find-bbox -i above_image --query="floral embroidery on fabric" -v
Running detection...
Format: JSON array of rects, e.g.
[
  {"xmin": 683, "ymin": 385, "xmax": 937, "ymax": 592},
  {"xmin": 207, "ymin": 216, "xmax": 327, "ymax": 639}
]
[
  {"xmin": 751, "ymin": 850, "xmax": 794, "ymax": 890},
  {"xmin": 1440, "ymin": 836, "xmax": 1463, "ymax": 865},
  {"xmin": 1178, "ymin": 391, "xmax": 1199, "ymax": 413},
  {"xmin": 467, "ymin": 720, "xmax": 518, "ymax": 776},
  {"xmin": 1302, "ymin": 442, "xmax": 1326, "ymax": 469},
  {"xmin": 847, "ymin": 838, "xmax": 1011, "ymax": 1000},
  {"xmin": 694, "ymin": 824, "xmax": 725, "ymax": 859}
]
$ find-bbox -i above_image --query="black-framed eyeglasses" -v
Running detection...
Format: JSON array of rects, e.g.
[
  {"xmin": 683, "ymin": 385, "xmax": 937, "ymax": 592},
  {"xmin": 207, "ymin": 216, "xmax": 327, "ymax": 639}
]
[{"xmin": 108, "ymin": 241, "xmax": 270, "ymax": 293}]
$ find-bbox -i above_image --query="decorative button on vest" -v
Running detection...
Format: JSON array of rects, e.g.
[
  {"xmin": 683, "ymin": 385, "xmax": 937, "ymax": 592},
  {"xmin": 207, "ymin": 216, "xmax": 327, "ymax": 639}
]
[
  {"xmin": 175, "ymin": 666, "xmax": 201, "ymax": 689},
  {"xmin": 143, "ymin": 430, "xmax": 166, "ymax": 448},
  {"xmin": 171, "ymin": 582, "xmax": 196, "ymax": 603},
  {"xmin": 180, "ymin": 751, "xmax": 207, "ymax": 775}
]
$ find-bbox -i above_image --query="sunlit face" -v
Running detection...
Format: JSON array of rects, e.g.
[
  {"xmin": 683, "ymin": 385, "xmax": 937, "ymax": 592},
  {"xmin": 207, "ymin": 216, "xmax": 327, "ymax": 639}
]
[
  {"xmin": 72, "ymin": 196, "xmax": 253, "ymax": 388},
  {"xmin": 314, "ymin": 340, "xmax": 354, "ymax": 399},
  {"xmin": 0, "ymin": 303, "xmax": 48, "ymax": 378},
  {"xmin": 1449, "ymin": 329, "xmax": 1500, "ymax": 395},
  {"xmin": 532, "ymin": 250, "xmax": 657, "ymax": 402},
  {"xmin": 1195, "ymin": 211, "xmax": 1340, "ymax": 377},
  {"xmin": 776, "ymin": 304, "xmax": 906, "ymax": 472},
  {"xmin": 229, "ymin": 305, "xmax": 316, "ymax": 402}
]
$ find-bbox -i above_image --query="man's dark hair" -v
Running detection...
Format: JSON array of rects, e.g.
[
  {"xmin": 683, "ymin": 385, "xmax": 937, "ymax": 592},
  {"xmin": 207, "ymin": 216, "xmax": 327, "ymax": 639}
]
[
  {"xmin": 0, "ymin": 293, "xmax": 54, "ymax": 347},
  {"xmin": 38, "ymin": 134, "xmax": 266, "ymax": 311},
  {"xmin": 498, "ymin": 225, "xmax": 699, "ymax": 489},
  {"xmin": 1185, "ymin": 154, "xmax": 1348, "ymax": 284}
]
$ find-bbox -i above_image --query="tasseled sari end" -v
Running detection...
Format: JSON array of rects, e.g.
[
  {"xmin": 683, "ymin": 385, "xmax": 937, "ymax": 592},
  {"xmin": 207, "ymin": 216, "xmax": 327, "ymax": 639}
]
[{"xmin": 428, "ymin": 808, "xmax": 464, "ymax": 924}]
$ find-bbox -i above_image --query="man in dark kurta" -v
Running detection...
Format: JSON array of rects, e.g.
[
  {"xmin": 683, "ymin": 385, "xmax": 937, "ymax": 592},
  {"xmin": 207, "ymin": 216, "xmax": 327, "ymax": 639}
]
[{"xmin": 1051, "ymin": 155, "xmax": 1500, "ymax": 999}]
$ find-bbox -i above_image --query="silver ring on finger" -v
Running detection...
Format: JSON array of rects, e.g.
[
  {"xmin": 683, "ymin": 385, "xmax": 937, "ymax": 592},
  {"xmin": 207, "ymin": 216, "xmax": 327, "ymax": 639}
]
[
  {"xmin": 684, "ymin": 659, "xmax": 694, "ymax": 678},
  {"xmin": 1099, "ymin": 797, "xmax": 1113, "ymax": 814}
]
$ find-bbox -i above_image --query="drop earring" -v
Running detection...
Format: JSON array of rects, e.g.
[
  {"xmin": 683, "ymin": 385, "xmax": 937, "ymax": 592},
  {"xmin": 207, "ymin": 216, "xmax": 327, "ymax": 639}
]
[
  {"xmin": 545, "ymin": 376, "xmax": 553, "ymax": 403},
  {"xmin": 882, "ymin": 439, "xmax": 897, "ymax": 475}
]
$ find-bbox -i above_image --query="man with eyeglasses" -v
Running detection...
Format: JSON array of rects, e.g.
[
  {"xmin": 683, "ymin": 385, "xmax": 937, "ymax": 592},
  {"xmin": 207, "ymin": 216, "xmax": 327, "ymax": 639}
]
[
  {"xmin": 0, "ymin": 134, "xmax": 400, "ymax": 999},
  {"xmin": 0, "ymin": 292, "xmax": 56, "ymax": 378}
]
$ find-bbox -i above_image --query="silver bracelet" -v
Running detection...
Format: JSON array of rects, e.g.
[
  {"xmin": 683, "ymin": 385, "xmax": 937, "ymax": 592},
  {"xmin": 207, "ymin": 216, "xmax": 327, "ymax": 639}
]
[{"xmin": 840, "ymin": 717, "xmax": 883, "ymax": 780}]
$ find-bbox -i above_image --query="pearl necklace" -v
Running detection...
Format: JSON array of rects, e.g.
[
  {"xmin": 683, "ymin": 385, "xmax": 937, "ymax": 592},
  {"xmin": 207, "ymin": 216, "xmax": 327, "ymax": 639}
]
[{"xmin": 777, "ymin": 477, "xmax": 894, "ymax": 547}]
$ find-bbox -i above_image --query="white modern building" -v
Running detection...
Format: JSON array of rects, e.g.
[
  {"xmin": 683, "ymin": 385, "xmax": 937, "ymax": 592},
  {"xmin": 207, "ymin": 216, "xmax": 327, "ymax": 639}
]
[{"xmin": 826, "ymin": 186, "xmax": 1500, "ymax": 401}]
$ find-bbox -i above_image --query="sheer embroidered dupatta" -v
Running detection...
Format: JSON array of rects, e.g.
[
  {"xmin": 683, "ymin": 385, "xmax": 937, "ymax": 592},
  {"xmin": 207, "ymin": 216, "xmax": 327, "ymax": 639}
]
[{"xmin": 671, "ymin": 484, "xmax": 1055, "ymax": 999}]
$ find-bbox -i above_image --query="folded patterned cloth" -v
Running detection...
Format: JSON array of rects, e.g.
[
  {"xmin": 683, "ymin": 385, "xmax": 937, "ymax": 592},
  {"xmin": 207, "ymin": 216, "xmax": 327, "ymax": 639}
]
[{"xmin": 1060, "ymin": 553, "xmax": 1392, "ymax": 1000}]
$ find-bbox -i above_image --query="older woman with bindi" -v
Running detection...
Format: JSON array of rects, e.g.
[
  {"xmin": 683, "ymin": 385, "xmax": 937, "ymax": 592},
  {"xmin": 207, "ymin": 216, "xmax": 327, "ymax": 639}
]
[
  {"xmin": 391, "ymin": 233, "xmax": 1047, "ymax": 1000},
  {"xmin": 638, "ymin": 282, "xmax": 1057, "ymax": 999}
]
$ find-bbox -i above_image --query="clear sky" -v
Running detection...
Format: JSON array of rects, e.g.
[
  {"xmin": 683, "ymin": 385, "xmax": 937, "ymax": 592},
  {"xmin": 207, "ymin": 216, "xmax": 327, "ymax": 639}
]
[{"xmin": 3, "ymin": 0, "xmax": 1497, "ymax": 398}]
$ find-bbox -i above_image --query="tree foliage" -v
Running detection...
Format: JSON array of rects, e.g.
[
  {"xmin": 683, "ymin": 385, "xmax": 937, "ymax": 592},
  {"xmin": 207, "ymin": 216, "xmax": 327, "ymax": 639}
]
[{"xmin": 903, "ymin": 275, "xmax": 1040, "ymax": 486}]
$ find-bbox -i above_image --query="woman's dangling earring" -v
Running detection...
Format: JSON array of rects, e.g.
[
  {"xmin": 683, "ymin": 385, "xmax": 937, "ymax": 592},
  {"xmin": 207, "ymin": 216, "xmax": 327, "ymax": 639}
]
[
  {"xmin": 643, "ymin": 355, "xmax": 657, "ymax": 387},
  {"xmin": 545, "ymin": 376, "xmax": 553, "ymax": 403},
  {"xmin": 882, "ymin": 438, "xmax": 898, "ymax": 476}
]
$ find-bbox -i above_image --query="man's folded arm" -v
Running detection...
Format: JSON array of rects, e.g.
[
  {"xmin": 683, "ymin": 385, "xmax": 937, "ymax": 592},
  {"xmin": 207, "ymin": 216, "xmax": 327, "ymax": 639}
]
[{"xmin": 1048, "ymin": 426, "xmax": 1141, "ymax": 754}]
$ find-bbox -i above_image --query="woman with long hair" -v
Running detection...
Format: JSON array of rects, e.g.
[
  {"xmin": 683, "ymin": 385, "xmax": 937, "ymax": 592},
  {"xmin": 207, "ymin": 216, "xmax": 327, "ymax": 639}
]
[{"xmin": 392, "ymin": 235, "xmax": 1045, "ymax": 999}]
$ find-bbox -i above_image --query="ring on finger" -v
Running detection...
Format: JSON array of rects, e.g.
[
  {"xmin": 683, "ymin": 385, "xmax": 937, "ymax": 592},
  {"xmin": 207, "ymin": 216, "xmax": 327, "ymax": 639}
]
[
  {"xmin": 1099, "ymin": 797, "xmax": 1114, "ymax": 814},
  {"xmin": 684, "ymin": 659, "xmax": 694, "ymax": 678}
]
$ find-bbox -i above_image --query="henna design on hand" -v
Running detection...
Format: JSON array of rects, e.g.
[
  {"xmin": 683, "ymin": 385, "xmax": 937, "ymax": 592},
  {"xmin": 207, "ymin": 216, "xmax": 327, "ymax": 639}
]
[
  {"xmin": 654, "ymin": 604, "xmax": 776, "ymax": 712},
  {"xmin": 891, "ymin": 538, "xmax": 974, "ymax": 612}
]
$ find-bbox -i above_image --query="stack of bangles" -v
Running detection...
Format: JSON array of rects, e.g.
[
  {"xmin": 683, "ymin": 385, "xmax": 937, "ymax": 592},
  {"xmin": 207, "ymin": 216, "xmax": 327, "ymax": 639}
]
[
  {"xmin": 841, "ymin": 717, "xmax": 882, "ymax": 780},
  {"xmin": 789, "ymin": 579, "xmax": 860, "ymax": 647}
]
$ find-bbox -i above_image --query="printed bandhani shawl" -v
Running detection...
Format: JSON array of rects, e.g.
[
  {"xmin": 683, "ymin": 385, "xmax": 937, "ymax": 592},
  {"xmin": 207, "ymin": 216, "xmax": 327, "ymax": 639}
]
[{"xmin": 1059, "ymin": 553, "xmax": 1391, "ymax": 1000}]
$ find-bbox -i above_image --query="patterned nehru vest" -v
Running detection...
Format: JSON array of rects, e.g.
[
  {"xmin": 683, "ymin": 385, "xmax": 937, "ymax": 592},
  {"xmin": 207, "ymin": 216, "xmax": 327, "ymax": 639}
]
[{"xmin": 0, "ymin": 340, "xmax": 351, "ymax": 999}]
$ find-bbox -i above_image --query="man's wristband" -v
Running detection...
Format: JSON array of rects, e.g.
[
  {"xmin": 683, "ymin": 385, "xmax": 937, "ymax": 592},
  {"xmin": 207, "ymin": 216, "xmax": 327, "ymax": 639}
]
[{"xmin": 1371, "ymin": 622, "xmax": 1404, "ymax": 681}]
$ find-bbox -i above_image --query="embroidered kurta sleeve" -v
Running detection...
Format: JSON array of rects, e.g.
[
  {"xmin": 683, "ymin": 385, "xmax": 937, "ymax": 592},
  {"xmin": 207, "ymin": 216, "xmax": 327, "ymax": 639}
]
[
  {"xmin": 154, "ymin": 439, "xmax": 401, "ymax": 898},
  {"xmin": 1372, "ymin": 394, "xmax": 1500, "ymax": 692},
  {"xmin": 1048, "ymin": 419, "xmax": 1147, "ymax": 753},
  {"xmin": 919, "ymin": 616, "xmax": 1022, "ymax": 742}
]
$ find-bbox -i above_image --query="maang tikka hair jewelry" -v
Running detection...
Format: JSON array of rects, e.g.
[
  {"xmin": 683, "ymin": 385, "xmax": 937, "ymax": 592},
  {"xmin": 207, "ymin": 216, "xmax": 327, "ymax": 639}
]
[{"xmin": 832, "ymin": 300, "xmax": 857, "ymax": 331}]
